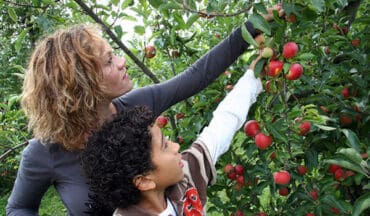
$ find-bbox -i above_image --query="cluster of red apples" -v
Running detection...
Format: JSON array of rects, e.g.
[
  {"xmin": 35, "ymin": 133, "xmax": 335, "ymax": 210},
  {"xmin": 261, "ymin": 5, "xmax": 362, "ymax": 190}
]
[
  {"xmin": 224, "ymin": 163, "xmax": 246, "ymax": 189},
  {"xmin": 262, "ymin": 41, "xmax": 303, "ymax": 84},
  {"xmin": 243, "ymin": 119, "xmax": 311, "ymax": 150}
]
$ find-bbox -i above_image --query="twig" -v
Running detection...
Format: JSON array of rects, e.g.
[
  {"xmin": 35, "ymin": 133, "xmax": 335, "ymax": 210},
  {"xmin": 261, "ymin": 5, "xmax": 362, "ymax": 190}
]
[
  {"xmin": 0, "ymin": 141, "xmax": 28, "ymax": 162},
  {"xmin": 73, "ymin": 0, "xmax": 160, "ymax": 83},
  {"xmin": 182, "ymin": 2, "xmax": 251, "ymax": 18}
]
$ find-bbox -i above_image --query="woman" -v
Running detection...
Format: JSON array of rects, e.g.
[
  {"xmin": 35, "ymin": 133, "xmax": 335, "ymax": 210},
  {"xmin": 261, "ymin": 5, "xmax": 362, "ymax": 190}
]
[{"xmin": 6, "ymin": 6, "xmax": 283, "ymax": 216}]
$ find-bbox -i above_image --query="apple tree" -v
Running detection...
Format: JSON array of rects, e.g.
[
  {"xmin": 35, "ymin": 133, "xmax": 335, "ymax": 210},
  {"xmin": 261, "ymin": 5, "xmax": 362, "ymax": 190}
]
[{"xmin": 0, "ymin": 0, "xmax": 368, "ymax": 215}]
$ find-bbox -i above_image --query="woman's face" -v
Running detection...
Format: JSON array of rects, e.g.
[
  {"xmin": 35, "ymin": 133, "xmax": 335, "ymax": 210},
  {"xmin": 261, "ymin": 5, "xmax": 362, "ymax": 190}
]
[{"xmin": 100, "ymin": 41, "xmax": 133, "ymax": 99}]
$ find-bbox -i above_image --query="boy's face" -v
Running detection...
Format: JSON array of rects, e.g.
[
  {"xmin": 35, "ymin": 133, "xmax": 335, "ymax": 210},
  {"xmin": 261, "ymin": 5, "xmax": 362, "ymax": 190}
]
[{"xmin": 149, "ymin": 125, "xmax": 184, "ymax": 190}]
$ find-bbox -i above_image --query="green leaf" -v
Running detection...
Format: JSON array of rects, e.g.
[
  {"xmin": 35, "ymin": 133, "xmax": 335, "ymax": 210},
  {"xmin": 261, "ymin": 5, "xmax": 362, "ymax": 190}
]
[
  {"xmin": 173, "ymin": 13, "xmax": 186, "ymax": 29},
  {"xmin": 148, "ymin": 0, "xmax": 164, "ymax": 9},
  {"xmin": 321, "ymin": 194, "xmax": 346, "ymax": 212},
  {"xmin": 186, "ymin": 14, "xmax": 199, "ymax": 28},
  {"xmin": 311, "ymin": 0, "xmax": 325, "ymax": 13},
  {"xmin": 249, "ymin": 14, "xmax": 271, "ymax": 35},
  {"xmin": 352, "ymin": 193, "xmax": 370, "ymax": 216},
  {"xmin": 315, "ymin": 124, "xmax": 336, "ymax": 131},
  {"xmin": 298, "ymin": 53, "xmax": 315, "ymax": 60},
  {"xmin": 341, "ymin": 129, "xmax": 361, "ymax": 152},
  {"xmin": 338, "ymin": 148, "xmax": 363, "ymax": 164},
  {"xmin": 336, "ymin": 0, "xmax": 349, "ymax": 9},
  {"xmin": 241, "ymin": 24, "xmax": 259, "ymax": 48},
  {"xmin": 111, "ymin": 0, "xmax": 120, "ymax": 6},
  {"xmin": 121, "ymin": 0, "xmax": 133, "ymax": 10},
  {"xmin": 15, "ymin": 28, "xmax": 29, "ymax": 53},
  {"xmin": 325, "ymin": 159, "xmax": 367, "ymax": 176},
  {"xmin": 159, "ymin": 2, "xmax": 182, "ymax": 10},
  {"xmin": 134, "ymin": 25, "xmax": 145, "ymax": 35},
  {"xmin": 267, "ymin": 120, "xmax": 288, "ymax": 144},
  {"xmin": 363, "ymin": 183, "xmax": 370, "ymax": 190},
  {"xmin": 254, "ymin": 58, "xmax": 266, "ymax": 77},
  {"xmin": 305, "ymin": 148, "xmax": 319, "ymax": 170},
  {"xmin": 114, "ymin": 25, "xmax": 123, "ymax": 40},
  {"xmin": 8, "ymin": 7, "xmax": 18, "ymax": 22}
]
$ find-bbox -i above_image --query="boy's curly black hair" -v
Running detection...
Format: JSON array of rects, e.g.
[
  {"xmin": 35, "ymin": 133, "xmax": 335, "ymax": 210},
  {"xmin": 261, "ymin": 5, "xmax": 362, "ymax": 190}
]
[{"xmin": 80, "ymin": 106, "xmax": 156, "ymax": 215}]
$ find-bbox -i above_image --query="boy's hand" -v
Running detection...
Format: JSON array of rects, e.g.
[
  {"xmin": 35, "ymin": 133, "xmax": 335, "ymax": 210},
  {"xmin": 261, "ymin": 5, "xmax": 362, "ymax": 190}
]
[
  {"xmin": 263, "ymin": 3, "xmax": 285, "ymax": 22},
  {"xmin": 249, "ymin": 51, "xmax": 263, "ymax": 72}
]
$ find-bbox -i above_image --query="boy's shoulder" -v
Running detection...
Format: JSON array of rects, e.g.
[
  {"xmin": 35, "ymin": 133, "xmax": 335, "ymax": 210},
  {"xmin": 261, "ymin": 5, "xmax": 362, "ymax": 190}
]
[{"xmin": 181, "ymin": 141, "xmax": 217, "ymax": 182}]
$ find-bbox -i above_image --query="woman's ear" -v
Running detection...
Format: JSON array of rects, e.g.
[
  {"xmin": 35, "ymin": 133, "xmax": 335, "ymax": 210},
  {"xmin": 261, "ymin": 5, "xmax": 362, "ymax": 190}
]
[{"xmin": 133, "ymin": 175, "xmax": 156, "ymax": 191}]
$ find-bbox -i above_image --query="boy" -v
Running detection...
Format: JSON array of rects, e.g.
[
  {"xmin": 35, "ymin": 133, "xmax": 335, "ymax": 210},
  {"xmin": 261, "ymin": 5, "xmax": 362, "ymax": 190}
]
[{"xmin": 81, "ymin": 62, "xmax": 262, "ymax": 215}]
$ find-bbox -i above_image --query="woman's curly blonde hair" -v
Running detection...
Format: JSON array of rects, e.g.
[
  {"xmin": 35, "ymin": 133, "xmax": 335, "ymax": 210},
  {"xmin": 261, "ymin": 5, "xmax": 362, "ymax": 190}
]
[{"xmin": 21, "ymin": 24, "xmax": 108, "ymax": 150}]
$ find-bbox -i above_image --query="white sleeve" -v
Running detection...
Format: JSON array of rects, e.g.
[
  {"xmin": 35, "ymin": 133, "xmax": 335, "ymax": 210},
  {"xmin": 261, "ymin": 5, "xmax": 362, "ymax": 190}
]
[{"xmin": 195, "ymin": 69, "xmax": 262, "ymax": 165}]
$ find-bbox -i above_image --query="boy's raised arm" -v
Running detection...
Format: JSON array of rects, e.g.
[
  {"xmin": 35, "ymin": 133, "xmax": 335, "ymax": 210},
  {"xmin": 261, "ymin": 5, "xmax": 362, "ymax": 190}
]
[{"xmin": 196, "ymin": 64, "xmax": 262, "ymax": 165}]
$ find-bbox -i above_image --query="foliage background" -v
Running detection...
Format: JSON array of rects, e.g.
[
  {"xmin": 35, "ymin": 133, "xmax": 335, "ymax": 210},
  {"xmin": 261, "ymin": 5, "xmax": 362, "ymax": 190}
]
[{"xmin": 0, "ymin": 0, "xmax": 369, "ymax": 215}]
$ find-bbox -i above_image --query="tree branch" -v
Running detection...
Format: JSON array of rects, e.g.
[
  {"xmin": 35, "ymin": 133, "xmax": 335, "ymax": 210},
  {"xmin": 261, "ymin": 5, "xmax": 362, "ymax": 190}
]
[
  {"xmin": 73, "ymin": 0, "xmax": 160, "ymax": 83},
  {"xmin": 0, "ymin": 141, "xmax": 28, "ymax": 162},
  {"xmin": 182, "ymin": 2, "xmax": 251, "ymax": 18}
]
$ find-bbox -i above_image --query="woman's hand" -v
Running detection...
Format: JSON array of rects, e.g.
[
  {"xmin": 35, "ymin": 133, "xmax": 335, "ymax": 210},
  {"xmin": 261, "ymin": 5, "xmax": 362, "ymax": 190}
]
[{"xmin": 263, "ymin": 4, "xmax": 285, "ymax": 22}]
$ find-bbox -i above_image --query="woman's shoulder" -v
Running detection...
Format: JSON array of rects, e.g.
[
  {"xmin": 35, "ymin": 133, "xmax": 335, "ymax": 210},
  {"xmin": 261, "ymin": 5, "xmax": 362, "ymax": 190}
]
[{"xmin": 22, "ymin": 139, "xmax": 69, "ymax": 161}]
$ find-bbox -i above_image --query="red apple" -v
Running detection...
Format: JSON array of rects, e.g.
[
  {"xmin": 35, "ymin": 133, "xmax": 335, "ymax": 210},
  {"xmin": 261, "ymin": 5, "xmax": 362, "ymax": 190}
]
[
  {"xmin": 345, "ymin": 170, "xmax": 355, "ymax": 177},
  {"xmin": 330, "ymin": 207, "xmax": 340, "ymax": 215},
  {"xmin": 145, "ymin": 45, "xmax": 156, "ymax": 58},
  {"xmin": 268, "ymin": 60, "xmax": 284, "ymax": 77},
  {"xmin": 225, "ymin": 84, "xmax": 233, "ymax": 91},
  {"xmin": 257, "ymin": 213, "xmax": 267, "ymax": 216},
  {"xmin": 176, "ymin": 112, "xmax": 185, "ymax": 120},
  {"xmin": 361, "ymin": 153, "xmax": 368, "ymax": 159},
  {"xmin": 340, "ymin": 115, "xmax": 352, "ymax": 125},
  {"xmin": 297, "ymin": 165, "xmax": 308, "ymax": 175},
  {"xmin": 324, "ymin": 46, "xmax": 330, "ymax": 54},
  {"xmin": 273, "ymin": 170, "xmax": 291, "ymax": 185},
  {"xmin": 279, "ymin": 187, "xmax": 289, "ymax": 196},
  {"xmin": 306, "ymin": 213, "xmax": 315, "ymax": 216},
  {"xmin": 270, "ymin": 151, "xmax": 276, "ymax": 160},
  {"xmin": 234, "ymin": 182, "xmax": 244, "ymax": 191},
  {"xmin": 227, "ymin": 172, "xmax": 237, "ymax": 180},
  {"xmin": 177, "ymin": 135, "xmax": 184, "ymax": 144},
  {"xmin": 298, "ymin": 121, "xmax": 311, "ymax": 136},
  {"xmin": 236, "ymin": 210, "xmax": 244, "ymax": 216},
  {"xmin": 235, "ymin": 164, "xmax": 244, "ymax": 175},
  {"xmin": 244, "ymin": 120, "xmax": 260, "ymax": 137},
  {"xmin": 156, "ymin": 116, "xmax": 168, "ymax": 128},
  {"xmin": 255, "ymin": 133, "xmax": 272, "ymax": 150},
  {"xmin": 351, "ymin": 39, "xmax": 361, "ymax": 47},
  {"xmin": 286, "ymin": 13, "xmax": 296, "ymax": 23},
  {"xmin": 262, "ymin": 47, "xmax": 274, "ymax": 58},
  {"xmin": 310, "ymin": 189, "xmax": 319, "ymax": 200},
  {"xmin": 236, "ymin": 175, "xmax": 245, "ymax": 185},
  {"xmin": 224, "ymin": 163, "xmax": 234, "ymax": 174},
  {"xmin": 286, "ymin": 63, "xmax": 303, "ymax": 80},
  {"xmin": 329, "ymin": 164, "xmax": 341, "ymax": 174},
  {"xmin": 215, "ymin": 32, "xmax": 221, "ymax": 39},
  {"xmin": 282, "ymin": 42, "xmax": 299, "ymax": 59},
  {"xmin": 265, "ymin": 80, "xmax": 272, "ymax": 93},
  {"xmin": 341, "ymin": 87, "xmax": 350, "ymax": 98},
  {"xmin": 334, "ymin": 168, "xmax": 345, "ymax": 181},
  {"xmin": 320, "ymin": 106, "xmax": 329, "ymax": 113}
]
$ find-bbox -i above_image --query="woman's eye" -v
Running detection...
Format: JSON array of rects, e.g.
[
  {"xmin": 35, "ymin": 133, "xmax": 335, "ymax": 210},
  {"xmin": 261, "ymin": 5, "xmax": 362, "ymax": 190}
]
[{"xmin": 107, "ymin": 57, "xmax": 112, "ymax": 64}]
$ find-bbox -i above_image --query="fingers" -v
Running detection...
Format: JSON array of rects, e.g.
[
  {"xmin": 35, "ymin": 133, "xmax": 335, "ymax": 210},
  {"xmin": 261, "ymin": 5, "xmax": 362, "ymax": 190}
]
[{"xmin": 264, "ymin": 3, "xmax": 285, "ymax": 21}]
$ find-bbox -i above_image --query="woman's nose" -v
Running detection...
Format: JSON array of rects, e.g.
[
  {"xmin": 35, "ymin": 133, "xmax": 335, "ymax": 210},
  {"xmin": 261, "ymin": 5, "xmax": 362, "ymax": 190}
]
[{"xmin": 116, "ymin": 56, "xmax": 126, "ymax": 70}]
